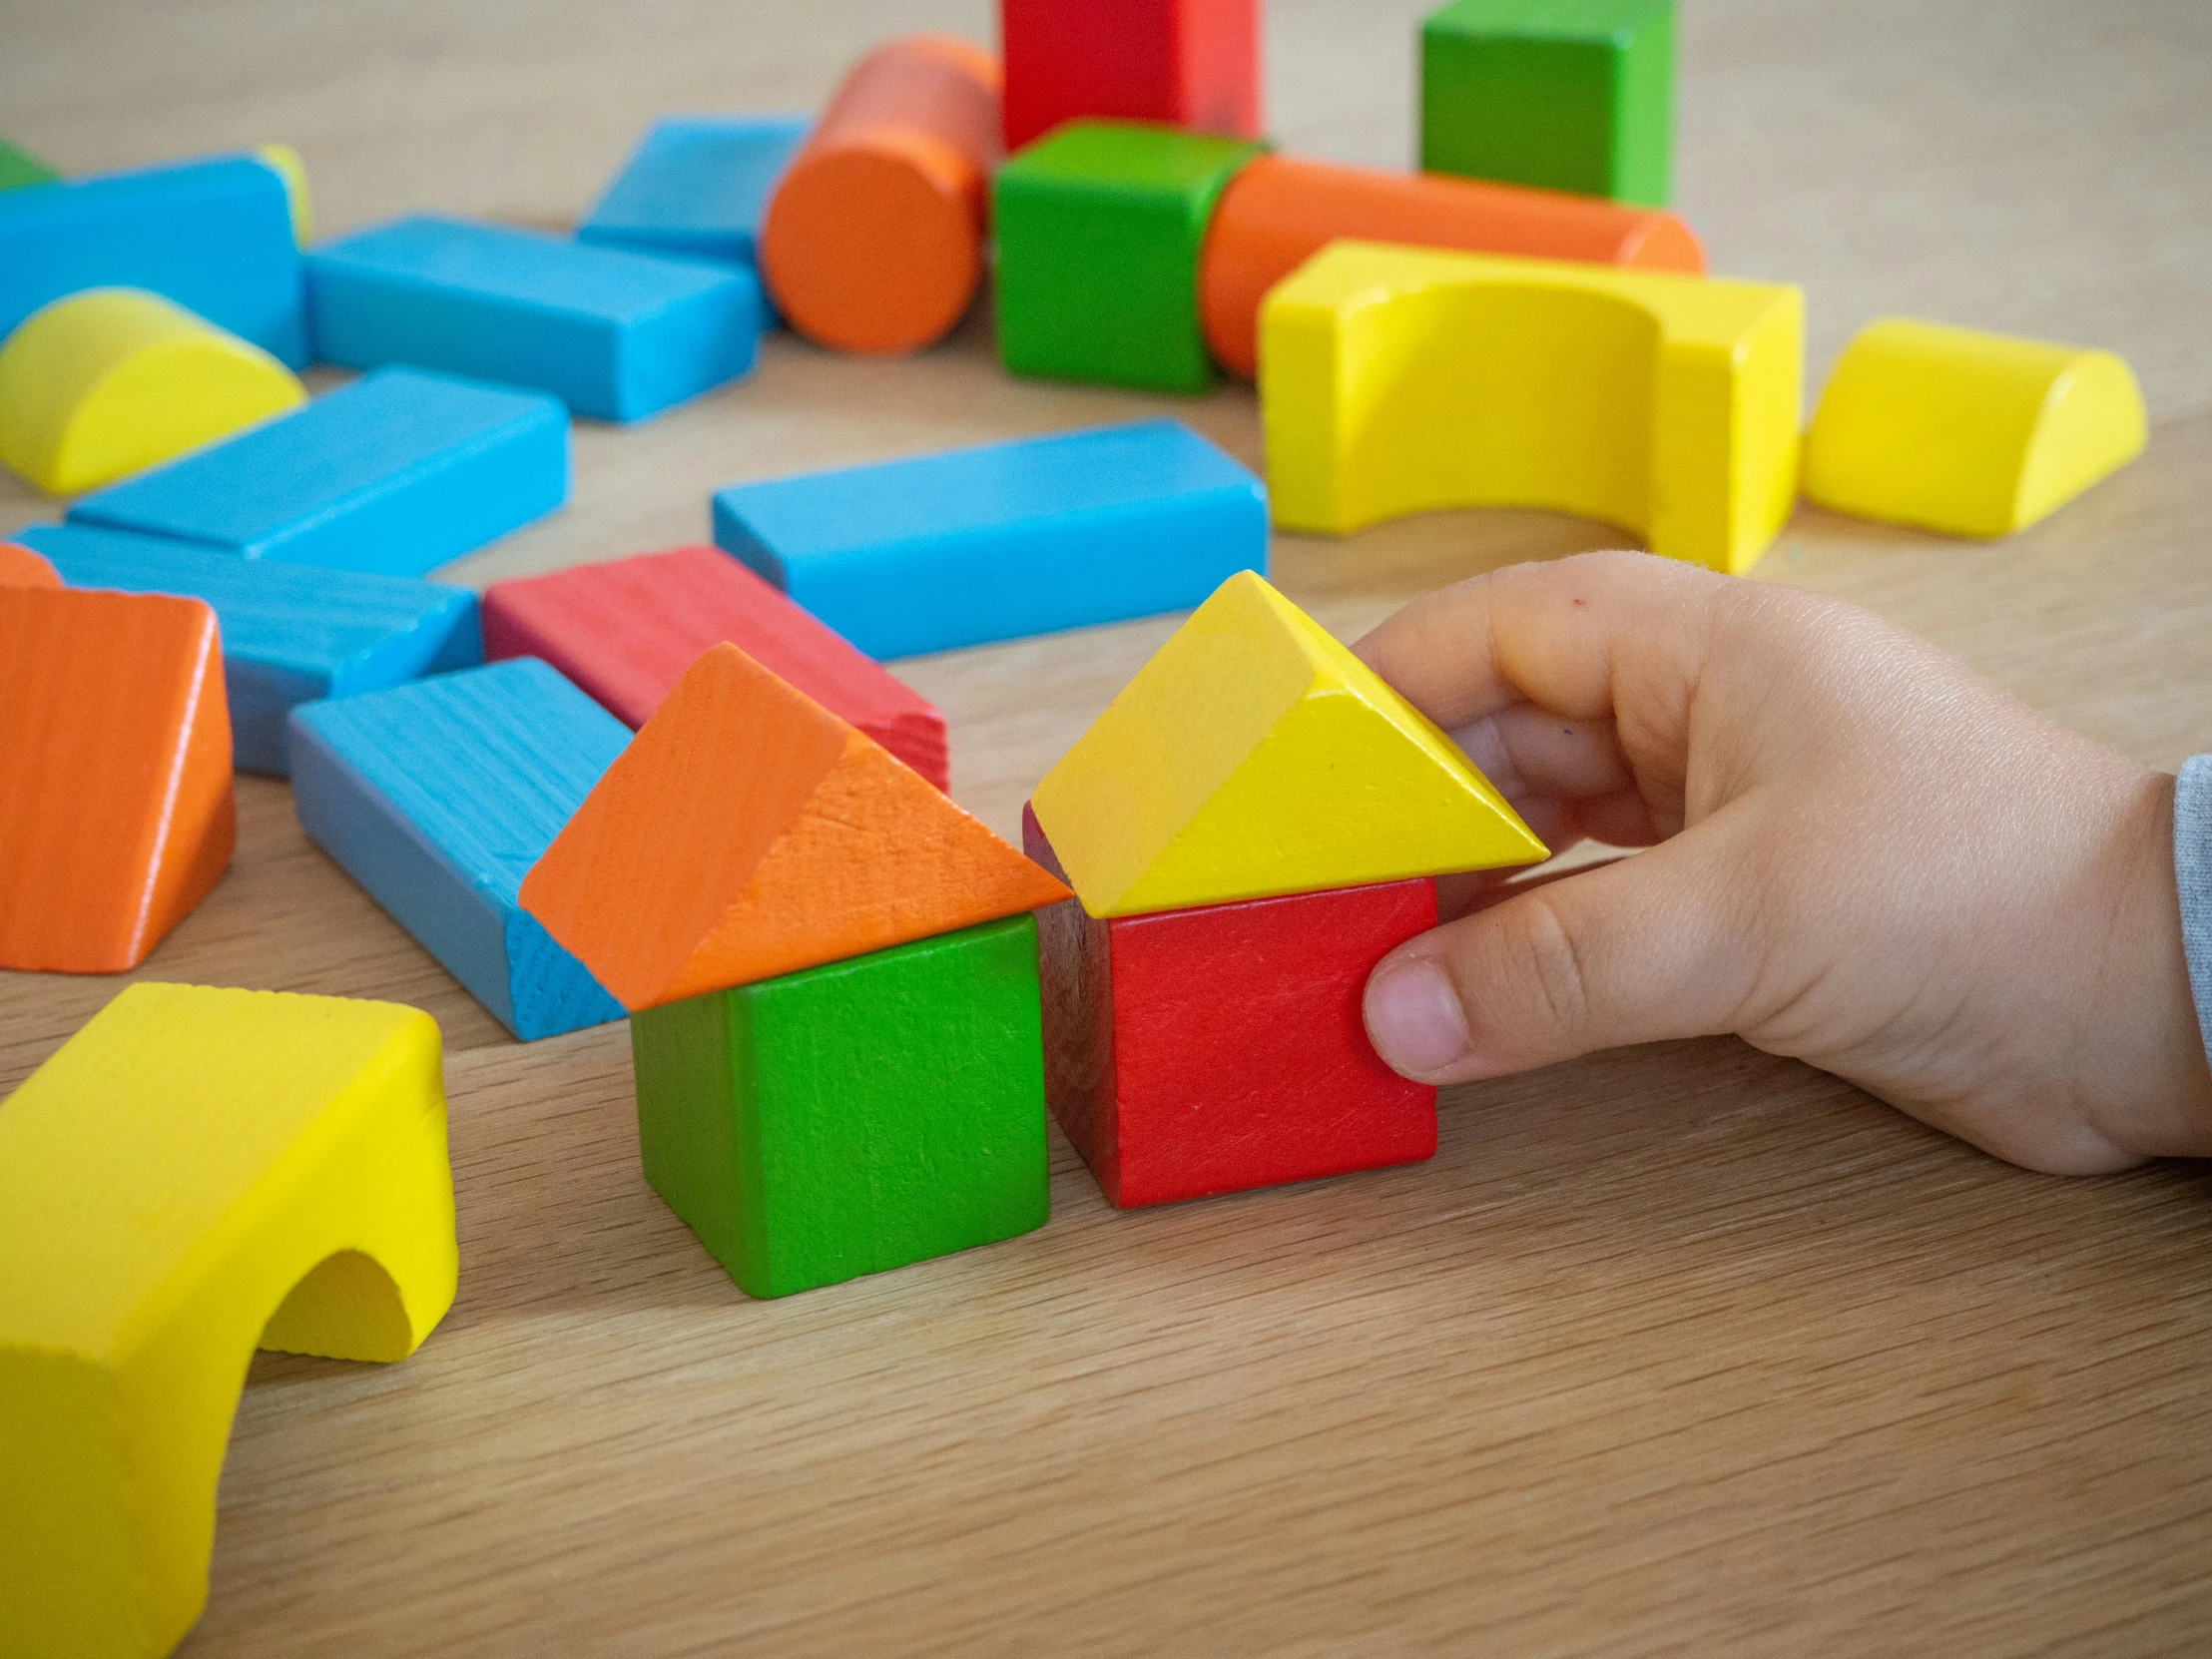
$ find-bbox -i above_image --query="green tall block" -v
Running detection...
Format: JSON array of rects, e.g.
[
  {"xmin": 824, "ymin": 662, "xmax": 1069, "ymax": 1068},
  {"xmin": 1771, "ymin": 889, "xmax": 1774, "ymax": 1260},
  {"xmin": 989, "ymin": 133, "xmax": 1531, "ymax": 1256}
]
[
  {"xmin": 994, "ymin": 120, "xmax": 1267, "ymax": 394},
  {"xmin": 631, "ymin": 915, "xmax": 1051, "ymax": 1300},
  {"xmin": 1419, "ymin": 0, "xmax": 1676, "ymax": 208},
  {"xmin": 0, "ymin": 138, "xmax": 60, "ymax": 193}
]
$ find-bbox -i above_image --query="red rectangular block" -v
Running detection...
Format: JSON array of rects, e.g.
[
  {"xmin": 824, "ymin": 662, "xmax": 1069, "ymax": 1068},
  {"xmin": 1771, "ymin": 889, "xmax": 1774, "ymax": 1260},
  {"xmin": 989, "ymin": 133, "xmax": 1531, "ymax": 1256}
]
[{"xmin": 1001, "ymin": 0, "xmax": 1262, "ymax": 152}]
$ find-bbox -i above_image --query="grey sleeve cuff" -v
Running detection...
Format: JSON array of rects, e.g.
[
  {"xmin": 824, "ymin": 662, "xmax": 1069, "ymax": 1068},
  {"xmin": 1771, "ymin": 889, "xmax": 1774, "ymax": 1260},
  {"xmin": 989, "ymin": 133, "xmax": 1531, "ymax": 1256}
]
[{"xmin": 2177, "ymin": 756, "xmax": 2212, "ymax": 1061}]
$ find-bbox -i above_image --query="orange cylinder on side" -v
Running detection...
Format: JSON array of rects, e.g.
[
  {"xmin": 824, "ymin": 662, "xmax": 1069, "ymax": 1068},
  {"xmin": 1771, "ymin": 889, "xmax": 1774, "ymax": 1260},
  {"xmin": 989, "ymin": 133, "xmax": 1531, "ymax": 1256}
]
[
  {"xmin": 761, "ymin": 36, "xmax": 1002, "ymax": 355},
  {"xmin": 1197, "ymin": 154, "xmax": 1708, "ymax": 378}
]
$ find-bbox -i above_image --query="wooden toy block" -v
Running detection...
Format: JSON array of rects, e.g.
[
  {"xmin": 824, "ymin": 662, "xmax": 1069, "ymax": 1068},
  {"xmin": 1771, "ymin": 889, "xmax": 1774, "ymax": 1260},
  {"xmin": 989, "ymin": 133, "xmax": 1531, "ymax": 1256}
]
[
  {"xmin": 253, "ymin": 142, "xmax": 312, "ymax": 246},
  {"xmin": 0, "ymin": 982, "xmax": 456, "ymax": 1659},
  {"xmin": 578, "ymin": 115, "xmax": 808, "ymax": 268},
  {"xmin": 519, "ymin": 643, "xmax": 1069, "ymax": 1011},
  {"xmin": 0, "ymin": 286, "xmax": 305, "ymax": 495},
  {"xmin": 1421, "ymin": 0, "xmax": 1676, "ymax": 207},
  {"xmin": 481, "ymin": 544, "xmax": 948, "ymax": 789},
  {"xmin": 759, "ymin": 36, "xmax": 1001, "ymax": 354},
  {"xmin": 1000, "ymin": 0, "xmax": 1262, "ymax": 151},
  {"xmin": 1261, "ymin": 242, "xmax": 1801, "ymax": 574},
  {"xmin": 0, "ymin": 586, "xmax": 233, "ymax": 973},
  {"xmin": 0, "ymin": 136, "xmax": 60, "ymax": 192},
  {"xmin": 712, "ymin": 418, "xmax": 1267, "ymax": 659},
  {"xmin": 1804, "ymin": 317, "xmax": 2148, "ymax": 539},
  {"xmin": 1030, "ymin": 570, "xmax": 1545, "ymax": 917},
  {"xmin": 0, "ymin": 153, "xmax": 305, "ymax": 365},
  {"xmin": 306, "ymin": 216, "xmax": 762, "ymax": 423},
  {"xmin": 19, "ymin": 522, "xmax": 481, "ymax": 777},
  {"xmin": 633, "ymin": 914, "xmax": 1050, "ymax": 1299},
  {"xmin": 1025, "ymin": 810, "xmax": 1437, "ymax": 1207},
  {"xmin": 1196, "ymin": 152, "xmax": 1705, "ymax": 378},
  {"xmin": 288, "ymin": 660, "xmax": 627, "ymax": 1040},
  {"xmin": 994, "ymin": 119, "xmax": 1266, "ymax": 392},
  {"xmin": 0, "ymin": 540, "xmax": 61, "ymax": 586},
  {"xmin": 68, "ymin": 365, "xmax": 568, "ymax": 576}
]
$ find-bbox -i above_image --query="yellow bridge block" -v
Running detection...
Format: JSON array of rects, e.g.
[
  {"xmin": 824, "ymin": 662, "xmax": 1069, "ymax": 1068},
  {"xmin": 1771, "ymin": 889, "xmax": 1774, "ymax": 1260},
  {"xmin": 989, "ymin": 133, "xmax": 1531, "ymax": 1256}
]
[
  {"xmin": 0, "ymin": 983, "xmax": 458, "ymax": 1659},
  {"xmin": 1260, "ymin": 241, "xmax": 1803, "ymax": 575},
  {"xmin": 1803, "ymin": 316, "xmax": 2147, "ymax": 538},
  {"xmin": 1030, "ymin": 570, "xmax": 1547, "ymax": 917},
  {"xmin": 0, "ymin": 286, "xmax": 306, "ymax": 496}
]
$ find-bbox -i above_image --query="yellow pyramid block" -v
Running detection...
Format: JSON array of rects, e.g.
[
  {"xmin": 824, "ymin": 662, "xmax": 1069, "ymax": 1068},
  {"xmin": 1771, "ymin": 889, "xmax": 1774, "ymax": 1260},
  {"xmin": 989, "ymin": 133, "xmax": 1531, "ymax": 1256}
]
[
  {"xmin": 1261, "ymin": 241, "xmax": 1803, "ymax": 575},
  {"xmin": 1804, "ymin": 316, "xmax": 2146, "ymax": 538},
  {"xmin": 1029, "ymin": 571, "xmax": 1547, "ymax": 916},
  {"xmin": 0, "ymin": 286, "xmax": 306, "ymax": 496},
  {"xmin": 0, "ymin": 983, "xmax": 458, "ymax": 1659}
]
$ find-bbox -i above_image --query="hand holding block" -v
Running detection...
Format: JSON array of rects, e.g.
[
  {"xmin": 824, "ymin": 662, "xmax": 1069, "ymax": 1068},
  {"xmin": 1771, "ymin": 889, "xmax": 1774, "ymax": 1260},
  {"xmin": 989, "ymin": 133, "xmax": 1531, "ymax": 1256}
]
[
  {"xmin": 579, "ymin": 115, "xmax": 808, "ymax": 267},
  {"xmin": 1000, "ymin": 0, "xmax": 1261, "ymax": 151},
  {"xmin": 0, "ymin": 983, "xmax": 457, "ymax": 1659}
]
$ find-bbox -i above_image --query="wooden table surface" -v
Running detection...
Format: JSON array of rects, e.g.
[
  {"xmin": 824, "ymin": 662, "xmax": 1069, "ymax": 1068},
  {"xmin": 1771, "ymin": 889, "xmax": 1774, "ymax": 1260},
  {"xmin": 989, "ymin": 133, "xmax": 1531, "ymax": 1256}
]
[{"xmin": 6, "ymin": 1, "xmax": 2211, "ymax": 1652}]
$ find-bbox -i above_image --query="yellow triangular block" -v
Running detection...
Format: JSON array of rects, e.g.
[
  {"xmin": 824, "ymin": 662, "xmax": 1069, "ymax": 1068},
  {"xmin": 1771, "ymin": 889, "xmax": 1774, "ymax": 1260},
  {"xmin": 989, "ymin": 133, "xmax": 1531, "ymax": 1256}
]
[{"xmin": 1029, "ymin": 571, "xmax": 1547, "ymax": 916}]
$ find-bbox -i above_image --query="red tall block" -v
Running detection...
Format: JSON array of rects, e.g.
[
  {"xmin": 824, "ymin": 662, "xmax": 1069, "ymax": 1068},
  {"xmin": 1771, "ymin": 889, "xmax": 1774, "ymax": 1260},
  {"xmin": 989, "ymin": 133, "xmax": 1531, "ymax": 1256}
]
[{"xmin": 1000, "ymin": 0, "xmax": 1262, "ymax": 153}]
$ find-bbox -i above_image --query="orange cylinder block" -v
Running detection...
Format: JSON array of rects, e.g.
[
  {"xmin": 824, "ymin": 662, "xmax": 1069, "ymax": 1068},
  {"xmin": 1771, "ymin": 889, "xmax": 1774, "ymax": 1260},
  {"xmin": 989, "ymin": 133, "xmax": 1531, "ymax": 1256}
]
[
  {"xmin": 1197, "ymin": 154, "xmax": 1708, "ymax": 378},
  {"xmin": 0, "ymin": 541, "xmax": 62, "ymax": 588},
  {"xmin": 761, "ymin": 36, "xmax": 1002, "ymax": 355}
]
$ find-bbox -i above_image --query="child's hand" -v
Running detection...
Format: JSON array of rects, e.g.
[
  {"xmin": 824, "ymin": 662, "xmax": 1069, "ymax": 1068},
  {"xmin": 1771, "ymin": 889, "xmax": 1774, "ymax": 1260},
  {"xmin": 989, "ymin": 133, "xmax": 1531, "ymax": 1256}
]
[{"xmin": 1356, "ymin": 551, "xmax": 2212, "ymax": 1173}]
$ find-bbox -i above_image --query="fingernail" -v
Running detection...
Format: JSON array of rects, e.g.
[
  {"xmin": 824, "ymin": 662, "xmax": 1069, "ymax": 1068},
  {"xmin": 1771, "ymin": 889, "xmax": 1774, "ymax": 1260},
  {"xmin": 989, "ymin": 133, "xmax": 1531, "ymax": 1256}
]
[{"xmin": 1366, "ymin": 958, "xmax": 1471, "ymax": 1076}]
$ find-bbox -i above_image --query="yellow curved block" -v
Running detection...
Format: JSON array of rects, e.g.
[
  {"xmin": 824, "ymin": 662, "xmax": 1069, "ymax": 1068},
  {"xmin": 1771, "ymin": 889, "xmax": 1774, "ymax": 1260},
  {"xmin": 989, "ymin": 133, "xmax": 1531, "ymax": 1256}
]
[
  {"xmin": 1030, "ymin": 570, "xmax": 1547, "ymax": 916},
  {"xmin": 1803, "ymin": 316, "xmax": 2147, "ymax": 538},
  {"xmin": 0, "ymin": 286, "xmax": 306, "ymax": 495},
  {"xmin": 254, "ymin": 142, "xmax": 313, "ymax": 246},
  {"xmin": 0, "ymin": 983, "xmax": 457, "ymax": 1659},
  {"xmin": 1260, "ymin": 241, "xmax": 1803, "ymax": 575}
]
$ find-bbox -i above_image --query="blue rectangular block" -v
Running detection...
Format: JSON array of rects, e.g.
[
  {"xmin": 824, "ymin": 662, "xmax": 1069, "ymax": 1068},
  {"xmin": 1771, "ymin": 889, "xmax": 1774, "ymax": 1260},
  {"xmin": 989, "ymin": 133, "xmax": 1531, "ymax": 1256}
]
[
  {"xmin": 67, "ymin": 366, "xmax": 567, "ymax": 576},
  {"xmin": 0, "ymin": 154, "xmax": 305, "ymax": 366},
  {"xmin": 288, "ymin": 659, "xmax": 629, "ymax": 1040},
  {"xmin": 577, "ymin": 115, "xmax": 808, "ymax": 267},
  {"xmin": 307, "ymin": 216, "xmax": 763, "ymax": 422},
  {"xmin": 16, "ymin": 522, "xmax": 482, "ymax": 777},
  {"xmin": 710, "ymin": 419, "xmax": 1271, "ymax": 660}
]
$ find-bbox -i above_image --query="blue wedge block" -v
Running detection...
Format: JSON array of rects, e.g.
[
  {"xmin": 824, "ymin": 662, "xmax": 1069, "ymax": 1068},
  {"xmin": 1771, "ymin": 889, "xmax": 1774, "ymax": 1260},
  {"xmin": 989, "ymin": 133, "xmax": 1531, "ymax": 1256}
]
[{"xmin": 577, "ymin": 115, "xmax": 808, "ymax": 267}]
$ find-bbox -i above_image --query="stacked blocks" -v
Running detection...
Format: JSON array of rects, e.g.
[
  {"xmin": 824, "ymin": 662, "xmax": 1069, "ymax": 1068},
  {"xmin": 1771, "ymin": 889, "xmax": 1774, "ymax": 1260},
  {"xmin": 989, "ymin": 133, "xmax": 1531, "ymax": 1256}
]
[
  {"xmin": 579, "ymin": 115, "xmax": 809, "ymax": 267},
  {"xmin": 1000, "ymin": 0, "xmax": 1262, "ymax": 151}
]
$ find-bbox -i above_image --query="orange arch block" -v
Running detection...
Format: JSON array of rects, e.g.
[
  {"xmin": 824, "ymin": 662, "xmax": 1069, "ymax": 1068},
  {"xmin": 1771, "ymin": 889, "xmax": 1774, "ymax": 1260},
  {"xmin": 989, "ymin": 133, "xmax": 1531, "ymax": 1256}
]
[{"xmin": 0, "ymin": 540, "xmax": 61, "ymax": 588}]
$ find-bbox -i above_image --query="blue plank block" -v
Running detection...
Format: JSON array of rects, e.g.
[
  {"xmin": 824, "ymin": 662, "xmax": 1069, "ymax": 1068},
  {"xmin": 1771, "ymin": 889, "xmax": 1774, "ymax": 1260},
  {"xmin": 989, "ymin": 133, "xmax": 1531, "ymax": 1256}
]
[
  {"xmin": 16, "ymin": 522, "xmax": 482, "ymax": 777},
  {"xmin": 710, "ymin": 419, "xmax": 1271, "ymax": 660},
  {"xmin": 577, "ymin": 114, "xmax": 808, "ymax": 267},
  {"xmin": 288, "ymin": 660, "xmax": 629, "ymax": 1040},
  {"xmin": 307, "ymin": 215, "xmax": 763, "ymax": 422},
  {"xmin": 66, "ymin": 366, "xmax": 567, "ymax": 576},
  {"xmin": 0, "ymin": 154, "xmax": 305, "ymax": 366}
]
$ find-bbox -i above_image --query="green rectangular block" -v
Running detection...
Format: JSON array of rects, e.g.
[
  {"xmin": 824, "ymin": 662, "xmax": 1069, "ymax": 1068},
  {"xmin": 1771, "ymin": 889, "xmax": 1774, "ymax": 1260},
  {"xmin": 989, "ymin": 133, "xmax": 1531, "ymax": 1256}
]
[
  {"xmin": 0, "ymin": 138, "xmax": 60, "ymax": 194},
  {"xmin": 994, "ymin": 119, "xmax": 1267, "ymax": 394},
  {"xmin": 1420, "ymin": 0, "xmax": 1675, "ymax": 208},
  {"xmin": 631, "ymin": 915, "xmax": 1051, "ymax": 1300}
]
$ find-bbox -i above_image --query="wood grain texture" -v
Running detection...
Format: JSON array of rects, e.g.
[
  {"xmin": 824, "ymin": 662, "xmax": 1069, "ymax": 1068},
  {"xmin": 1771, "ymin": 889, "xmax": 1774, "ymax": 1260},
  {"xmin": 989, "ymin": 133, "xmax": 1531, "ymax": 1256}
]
[{"xmin": 2, "ymin": 0, "xmax": 2209, "ymax": 1652}]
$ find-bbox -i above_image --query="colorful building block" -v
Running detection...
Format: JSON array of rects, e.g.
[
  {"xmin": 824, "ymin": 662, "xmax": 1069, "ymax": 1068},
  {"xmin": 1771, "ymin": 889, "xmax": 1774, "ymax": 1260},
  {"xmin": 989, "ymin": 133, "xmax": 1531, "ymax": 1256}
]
[
  {"xmin": 0, "ymin": 982, "xmax": 456, "ymax": 1659},
  {"xmin": 1420, "ymin": 0, "xmax": 1676, "ymax": 207},
  {"xmin": 0, "ymin": 586, "xmax": 233, "ymax": 973},
  {"xmin": 289, "ymin": 660, "xmax": 627, "ymax": 1040},
  {"xmin": 0, "ymin": 136, "xmax": 60, "ymax": 192},
  {"xmin": 306, "ymin": 216, "xmax": 762, "ymax": 422},
  {"xmin": 712, "ymin": 419, "xmax": 1267, "ymax": 660},
  {"xmin": 1804, "ymin": 317, "xmax": 2148, "ymax": 539},
  {"xmin": 1261, "ymin": 242, "xmax": 1801, "ymax": 574},
  {"xmin": 1000, "ymin": 0, "xmax": 1262, "ymax": 151},
  {"xmin": 482, "ymin": 544, "xmax": 947, "ymax": 789},
  {"xmin": 18, "ymin": 522, "xmax": 481, "ymax": 777},
  {"xmin": 1030, "ymin": 571, "xmax": 1545, "ymax": 917},
  {"xmin": 994, "ymin": 119, "xmax": 1266, "ymax": 392},
  {"xmin": 253, "ymin": 143, "xmax": 312, "ymax": 246},
  {"xmin": 578, "ymin": 114, "xmax": 808, "ymax": 267},
  {"xmin": 0, "ymin": 540, "xmax": 60, "ymax": 586},
  {"xmin": 67, "ymin": 366, "xmax": 567, "ymax": 575},
  {"xmin": 760, "ymin": 36, "xmax": 1001, "ymax": 354}
]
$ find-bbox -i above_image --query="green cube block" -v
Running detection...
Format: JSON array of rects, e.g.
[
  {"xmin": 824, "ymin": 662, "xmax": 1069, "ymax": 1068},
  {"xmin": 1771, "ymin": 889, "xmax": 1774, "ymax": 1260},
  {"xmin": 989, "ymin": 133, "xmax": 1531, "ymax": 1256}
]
[
  {"xmin": 994, "ymin": 120, "xmax": 1267, "ymax": 394},
  {"xmin": 0, "ymin": 138, "xmax": 59, "ymax": 194},
  {"xmin": 631, "ymin": 915, "xmax": 1051, "ymax": 1300},
  {"xmin": 1420, "ymin": 0, "xmax": 1676, "ymax": 207}
]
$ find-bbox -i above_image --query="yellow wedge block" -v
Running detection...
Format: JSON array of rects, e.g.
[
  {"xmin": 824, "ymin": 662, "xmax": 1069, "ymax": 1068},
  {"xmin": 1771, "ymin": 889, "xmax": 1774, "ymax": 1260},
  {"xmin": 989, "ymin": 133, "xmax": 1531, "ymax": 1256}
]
[
  {"xmin": 0, "ymin": 983, "xmax": 458, "ymax": 1659},
  {"xmin": 1803, "ymin": 316, "xmax": 2147, "ymax": 538},
  {"xmin": 1261, "ymin": 241, "xmax": 1803, "ymax": 575},
  {"xmin": 1029, "ymin": 570, "xmax": 1547, "ymax": 916},
  {"xmin": 0, "ymin": 286, "xmax": 305, "ymax": 496}
]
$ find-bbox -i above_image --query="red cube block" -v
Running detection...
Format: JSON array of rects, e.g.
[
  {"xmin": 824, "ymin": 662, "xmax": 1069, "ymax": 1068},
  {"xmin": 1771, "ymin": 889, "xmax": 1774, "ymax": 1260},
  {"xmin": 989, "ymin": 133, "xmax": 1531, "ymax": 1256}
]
[{"xmin": 1000, "ymin": 0, "xmax": 1264, "ymax": 153}]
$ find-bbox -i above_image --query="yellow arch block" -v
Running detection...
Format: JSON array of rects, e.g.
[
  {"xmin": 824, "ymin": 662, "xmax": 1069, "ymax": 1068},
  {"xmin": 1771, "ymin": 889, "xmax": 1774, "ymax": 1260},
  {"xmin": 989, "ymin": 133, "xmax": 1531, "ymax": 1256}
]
[
  {"xmin": 1030, "ymin": 570, "xmax": 1547, "ymax": 916},
  {"xmin": 1804, "ymin": 316, "xmax": 2147, "ymax": 538},
  {"xmin": 0, "ymin": 983, "xmax": 458, "ymax": 1659},
  {"xmin": 0, "ymin": 286, "xmax": 306, "ymax": 496},
  {"xmin": 1261, "ymin": 241, "xmax": 1803, "ymax": 575}
]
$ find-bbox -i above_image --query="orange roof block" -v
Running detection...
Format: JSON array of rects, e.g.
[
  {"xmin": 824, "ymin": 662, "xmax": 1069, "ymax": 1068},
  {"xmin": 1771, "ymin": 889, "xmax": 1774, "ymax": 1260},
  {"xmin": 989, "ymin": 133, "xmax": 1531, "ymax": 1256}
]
[
  {"xmin": 518, "ymin": 643, "xmax": 1069, "ymax": 1009},
  {"xmin": 0, "ymin": 585, "xmax": 235, "ymax": 972},
  {"xmin": 0, "ymin": 541, "xmax": 61, "ymax": 588}
]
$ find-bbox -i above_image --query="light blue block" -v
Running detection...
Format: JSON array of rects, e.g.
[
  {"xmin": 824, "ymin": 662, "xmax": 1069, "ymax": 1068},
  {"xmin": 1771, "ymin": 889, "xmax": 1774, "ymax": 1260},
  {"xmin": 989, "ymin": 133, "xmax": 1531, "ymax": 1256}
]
[
  {"xmin": 577, "ymin": 115, "xmax": 808, "ymax": 267},
  {"xmin": 67, "ymin": 366, "xmax": 567, "ymax": 576},
  {"xmin": 0, "ymin": 154, "xmax": 305, "ymax": 366},
  {"xmin": 710, "ymin": 420, "xmax": 1270, "ymax": 660},
  {"xmin": 16, "ymin": 522, "xmax": 482, "ymax": 778},
  {"xmin": 307, "ymin": 215, "xmax": 763, "ymax": 422},
  {"xmin": 288, "ymin": 659, "xmax": 629, "ymax": 1041}
]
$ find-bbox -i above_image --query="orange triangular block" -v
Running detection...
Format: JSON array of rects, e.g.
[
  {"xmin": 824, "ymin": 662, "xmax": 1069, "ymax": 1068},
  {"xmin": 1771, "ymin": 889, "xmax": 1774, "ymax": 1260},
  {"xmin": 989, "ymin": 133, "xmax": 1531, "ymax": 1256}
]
[
  {"xmin": 519, "ymin": 643, "xmax": 1070, "ymax": 1009},
  {"xmin": 0, "ymin": 585, "xmax": 235, "ymax": 972}
]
